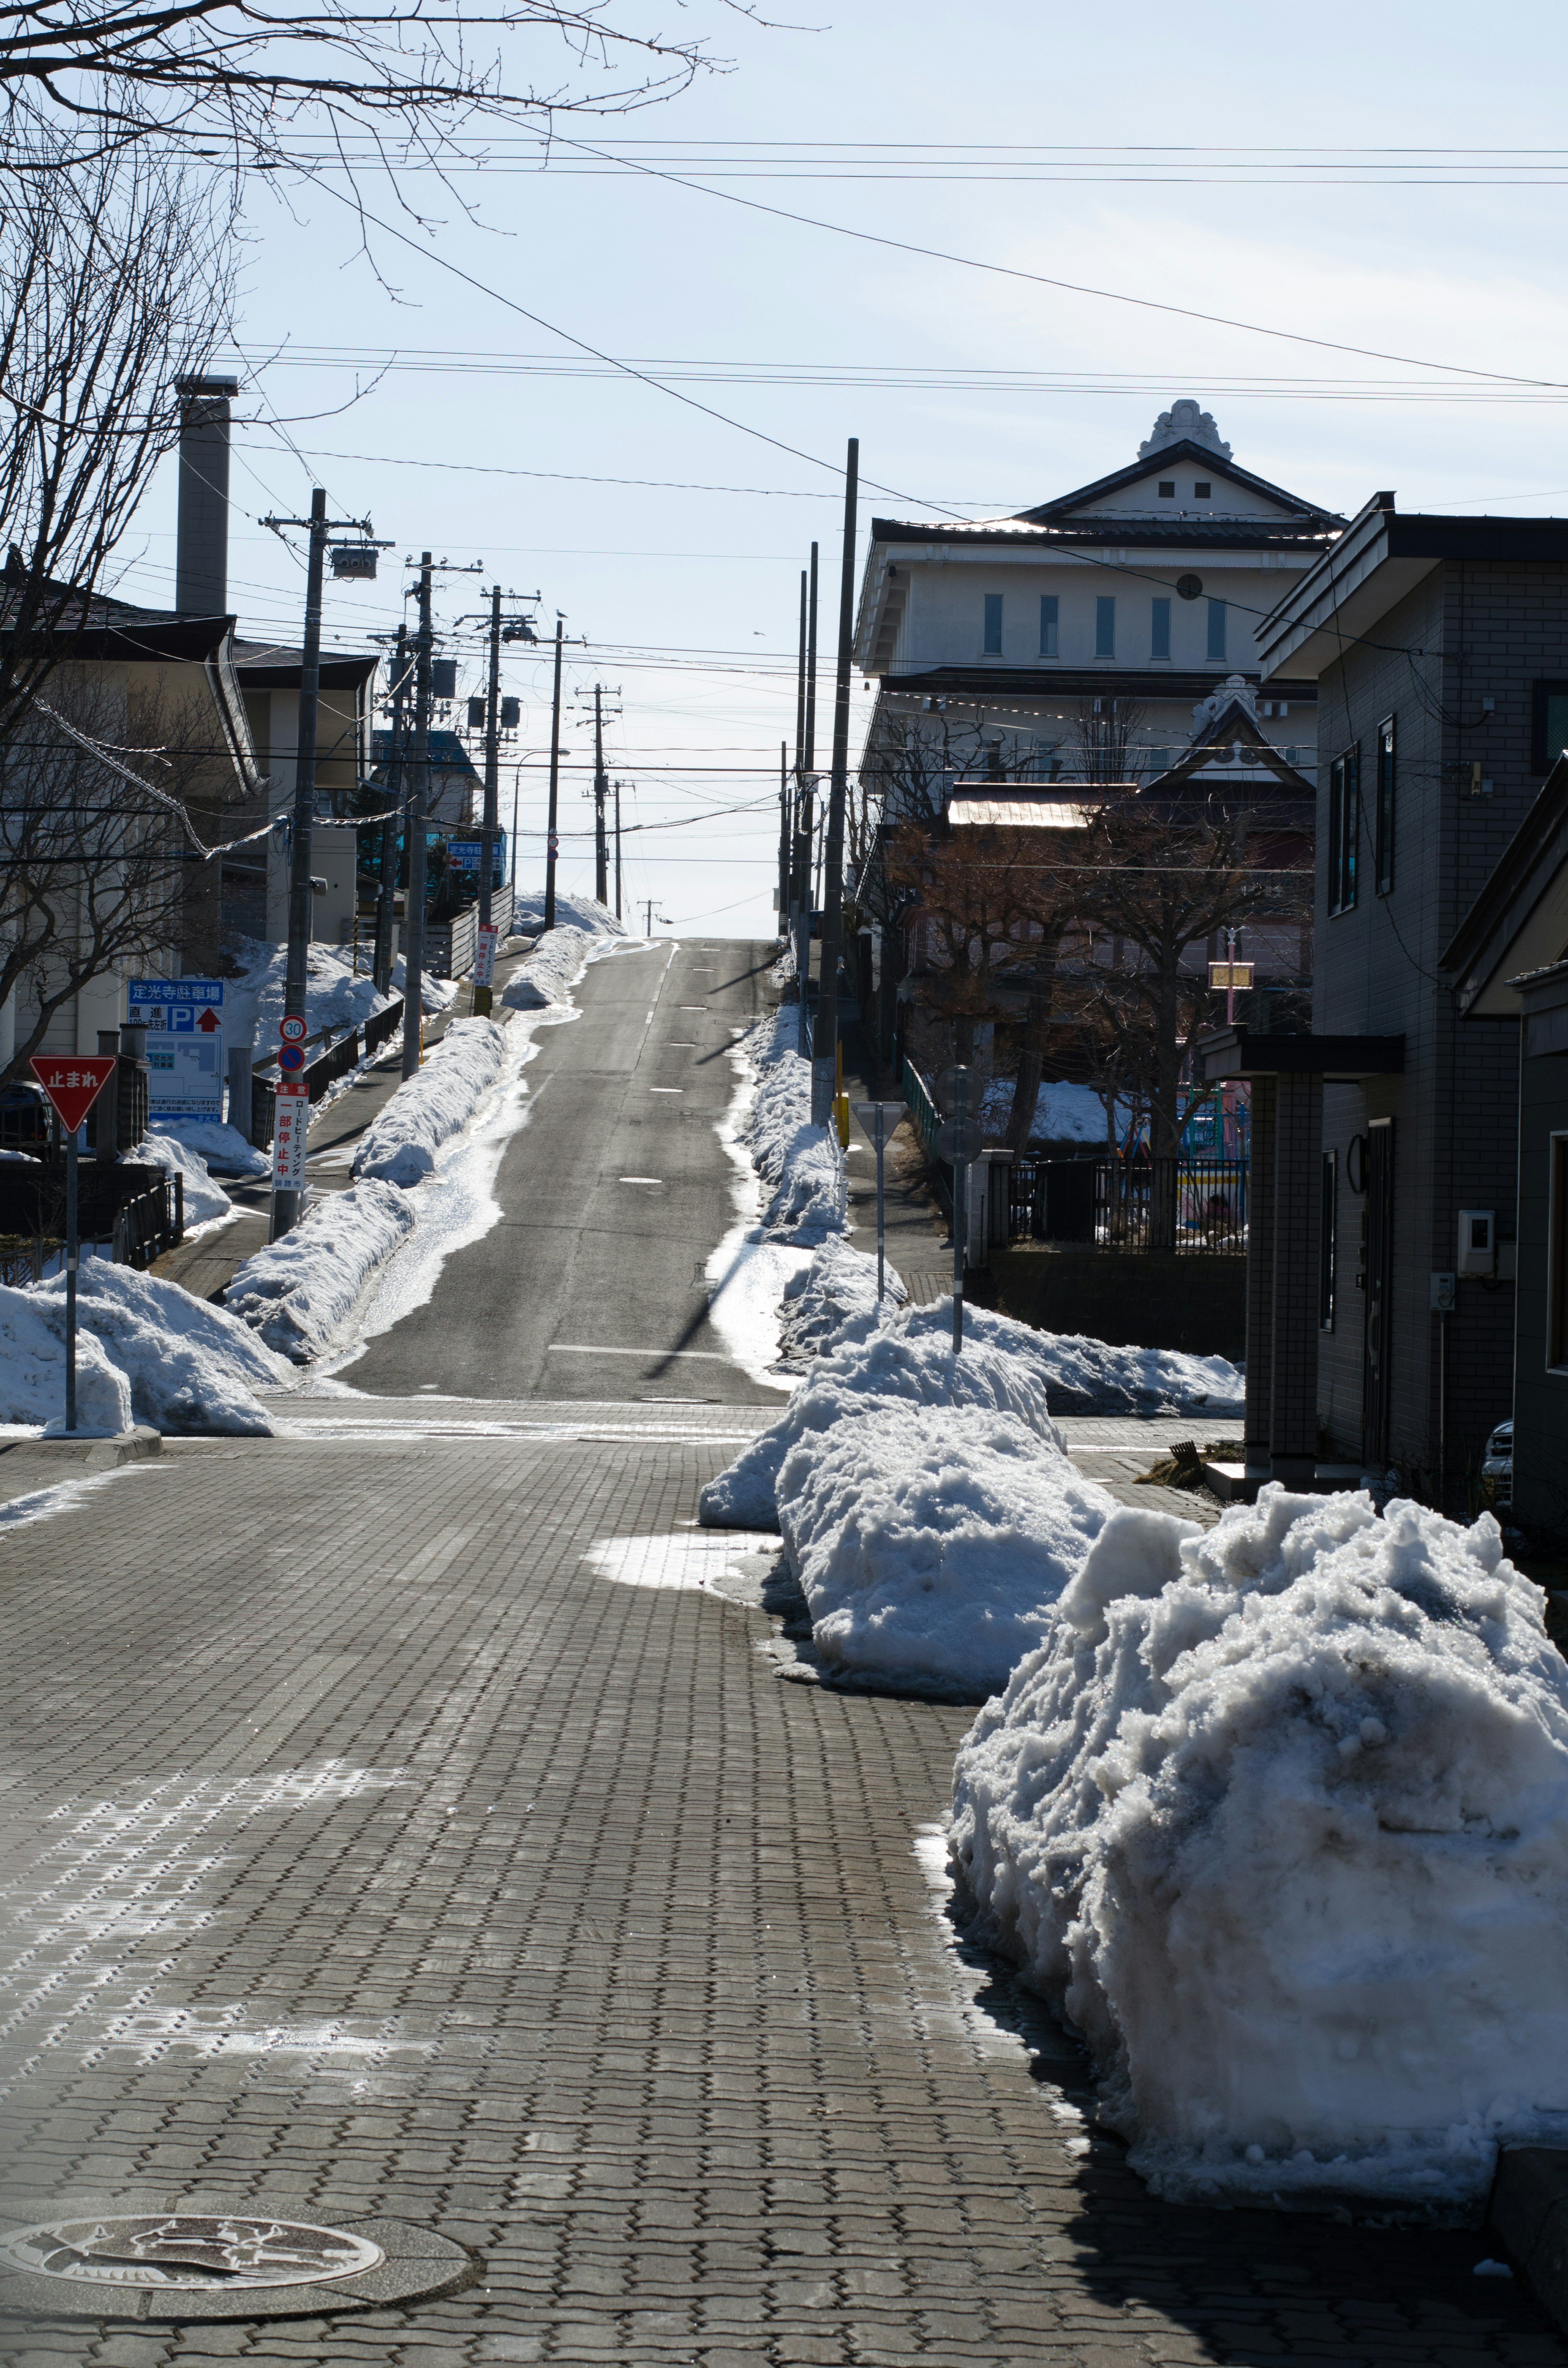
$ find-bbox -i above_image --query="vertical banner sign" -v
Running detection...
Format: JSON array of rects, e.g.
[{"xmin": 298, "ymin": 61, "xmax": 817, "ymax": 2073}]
[
  {"xmin": 472, "ymin": 923, "xmax": 499, "ymax": 990},
  {"xmin": 29, "ymin": 1056, "xmax": 118, "ymax": 1435},
  {"xmin": 271, "ymin": 1080, "xmax": 310, "ymax": 1193},
  {"xmin": 127, "ymin": 978, "xmax": 223, "ymax": 1118}
]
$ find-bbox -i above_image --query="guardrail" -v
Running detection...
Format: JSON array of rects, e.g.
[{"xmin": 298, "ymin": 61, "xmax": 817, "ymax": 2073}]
[
  {"xmin": 251, "ymin": 1003, "xmax": 405, "ymax": 1149},
  {"xmin": 1011, "ymin": 1156, "xmax": 1248, "ymax": 1255},
  {"xmin": 900, "ymin": 1057, "xmax": 941, "ymax": 1159}
]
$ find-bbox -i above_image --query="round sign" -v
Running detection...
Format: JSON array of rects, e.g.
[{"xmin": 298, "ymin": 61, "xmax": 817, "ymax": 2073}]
[
  {"xmin": 278, "ymin": 1015, "xmax": 307, "ymax": 1044},
  {"xmin": 278, "ymin": 1044, "xmax": 307, "ymax": 1074},
  {"xmin": 936, "ymin": 1117, "xmax": 985, "ymax": 1164}
]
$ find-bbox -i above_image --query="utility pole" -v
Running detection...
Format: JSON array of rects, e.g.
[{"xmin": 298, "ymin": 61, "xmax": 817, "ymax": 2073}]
[
  {"xmin": 777, "ymin": 742, "xmax": 789, "ymax": 935},
  {"xmin": 403, "ymin": 553, "xmax": 434, "ymax": 1080},
  {"xmin": 592, "ymin": 685, "xmax": 609, "ymax": 907},
  {"xmin": 812, "ymin": 440, "xmax": 859, "ymax": 1128},
  {"xmin": 476, "ymin": 582, "xmax": 502, "ymax": 1015},
  {"xmin": 544, "ymin": 617, "xmax": 564, "ymax": 932},
  {"xmin": 613, "ymin": 779, "xmax": 623, "ymax": 921},
  {"xmin": 643, "ymin": 896, "xmax": 664, "ymax": 936},
  {"xmin": 260, "ymin": 487, "xmax": 387, "ymax": 1236},
  {"xmin": 373, "ymin": 622, "xmax": 409, "ymax": 996},
  {"xmin": 794, "ymin": 542, "xmax": 819, "ymax": 1056}
]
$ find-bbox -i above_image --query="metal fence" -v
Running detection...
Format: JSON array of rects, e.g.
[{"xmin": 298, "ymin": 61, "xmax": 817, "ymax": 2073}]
[
  {"xmin": 901, "ymin": 1057, "xmax": 941, "ymax": 1159},
  {"xmin": 1010, "ymin": 1156, "xmax": 1248, "ymax": 1255}
]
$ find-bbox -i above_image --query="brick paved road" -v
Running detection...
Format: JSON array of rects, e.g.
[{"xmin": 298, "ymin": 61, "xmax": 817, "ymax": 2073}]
[{"xmin": 1, "ymin": 1408, "xmax": 1561, "ymax": 2368}]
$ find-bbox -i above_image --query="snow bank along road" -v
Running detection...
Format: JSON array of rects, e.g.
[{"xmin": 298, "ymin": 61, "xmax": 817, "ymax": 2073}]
[{"xmin": 342, "ymin": 936, "xmax": 784, "ymax": 1403}]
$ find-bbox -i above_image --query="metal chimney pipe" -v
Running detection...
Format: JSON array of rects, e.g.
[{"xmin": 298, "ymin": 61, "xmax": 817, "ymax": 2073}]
[{"xmin": 174, "ymin": 375, "xmax": 240, "ymax": 614}]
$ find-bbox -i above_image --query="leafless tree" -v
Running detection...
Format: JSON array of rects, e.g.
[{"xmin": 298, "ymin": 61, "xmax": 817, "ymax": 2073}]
[
  {"xmin": 1067, "ymin": 695, "xmax": 1147, "ymax": 786},
  {"xmin": 0, "ymin": 671, "xmax": 246, "ymax": 1081},
  {"xmin": 0, "ymin": 0, "xmax": 739, "ymax": 175},
  {"xmin": 0, "ymin": 138, "xmax": 236, "ymax": 740}
]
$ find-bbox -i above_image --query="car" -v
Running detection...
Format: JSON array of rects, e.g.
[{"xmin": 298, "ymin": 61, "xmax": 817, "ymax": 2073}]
[
  {"xmin": 0, "ymin": 1078, "xmax": 49, "ymax": 1153},
  {"xmin": 1481, "ymin": 1419, "xmax": 1513, "ymax": 1510}
]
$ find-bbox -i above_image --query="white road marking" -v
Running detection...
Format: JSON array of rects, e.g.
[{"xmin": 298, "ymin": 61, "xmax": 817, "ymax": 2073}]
[
  {"xmin": 619, "ymin": 1176, "xmax": 663, "ymax": 1184},
  {"xmin": 649, "ymin": 1087, "xmax": 684, "ymax": 1094}
]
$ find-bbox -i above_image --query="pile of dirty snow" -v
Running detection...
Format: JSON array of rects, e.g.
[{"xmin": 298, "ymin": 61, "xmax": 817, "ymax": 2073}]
[
  {"xmin": 151, "ymin": 1117, "xmax": 269, "ymax": 1179},
  {"xmin": 225, "ymin": 1180, "xmax": 415, "ymax": 1360},
  {"xmin": 781, "ymin": 1402, "xmax": 1114, "ymax": 1695},
  {"xmin": 776, "ymin": 1235, "xmax": 904, "ymax": 1367},
  {"xmin": 352, "ymin": 1016, "xmax": 506, "ymax": 1187},
  {"xmin": 701, "ymin": 1298, "xmax": 1065, "ymax": 1533},
  {"xmin": 501, "ymin": 923, "xmax": 624, "ymax": 1012},
  {"xmin": 734, "ymin": 1007, "xmax": 844, "ymax": 1244},
  {"xmin": 951, "ymin": 1487, "xmax": 1568, "ymax": 2214},
  {"xmin": 137, "ymin": 1128, "xmax": 232, "ymax": 1224},
  {"xmin": 0, "ymin": 1264, "xmax": 290, "ymax": 1432}
]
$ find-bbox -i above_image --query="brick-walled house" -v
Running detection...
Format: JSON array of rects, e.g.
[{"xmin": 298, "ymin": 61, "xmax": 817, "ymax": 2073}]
[{"xmin": 1200, "ymin": 493, "xmax": 1568, "ymax": 1496}]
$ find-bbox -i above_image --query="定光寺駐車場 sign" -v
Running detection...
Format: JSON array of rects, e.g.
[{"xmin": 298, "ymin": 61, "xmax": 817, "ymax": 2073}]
[{"xmin": 127, "ymin": 978, "xmax": 223, "ymax": 1119}]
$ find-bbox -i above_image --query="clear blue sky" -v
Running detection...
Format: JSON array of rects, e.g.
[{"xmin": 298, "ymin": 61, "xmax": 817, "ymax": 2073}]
[{"xmin": 110, "ymin": 0, "xmax": 1568, "ymax": 936}]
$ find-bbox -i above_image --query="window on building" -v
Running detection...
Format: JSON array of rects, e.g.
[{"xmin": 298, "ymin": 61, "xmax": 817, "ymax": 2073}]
[
  {"xmin": 1327, "ymin": 747, "xmax": 1360, "ymax": 915},
  {"xmin": 1194, "ymin": 481, "xmax": 1212, "ymax": 499},
  {"xmin": 983, "ymin": 593, "xmax": 1003, "ymax": 655},
  {"xmin": 1158, "ymin": 481, "xmax": 1176, "ymax": 499},
  {"xmin": 1039, "ymin": 595, "xmax": 1058, "ymax": 658},
  {"xmin": 1319, "ymin": 1149, "xmax": 1338, "ymax": 1331},
  {"xmin": 1375, "ymin": 716, "xmax": 1395, "ymax": 896},
  {"xmin": 1206, "ymin": 600, "xmax": 1227, "ymax": 662},
  {"xmin": 1532, "ymin": 679, "xmax": 1568, "ymax": 773},
  {"xmin": 1095, "ymin": 596, "xmax": 1116, "ymax": 658},
  {"xmin": 1151, "ymin": 598, "xmax": 1171, "ymax": 660},
  {"xmin": 1551, "ymin": 1134, "xmax": 1568, "ymax": 1369},
  {"xmin": 1145, "ymin": 747, "xmax": 1171, "ymax": 778}
]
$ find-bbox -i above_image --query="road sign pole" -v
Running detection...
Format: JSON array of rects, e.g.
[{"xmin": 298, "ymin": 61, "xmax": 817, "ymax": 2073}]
[
  {"xmin": 875, "ymin": 1104, "xmax": 886, "ymax": 1304},
  {"xmin": 952, "ymin": 1070, "xmax": 967, "ymax": 1356},
  {"xmin": 65, "ymin": 1126, "xmax": 78, "ymax": 1432}
]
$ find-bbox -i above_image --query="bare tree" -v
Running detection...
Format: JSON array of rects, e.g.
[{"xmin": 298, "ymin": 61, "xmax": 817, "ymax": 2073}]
[
  {"xmin": 1067, "ymin": 695, "xmax": 1146, "ymax": 786},
  {"xmin": 1072, "ymin": 785, "xmax": 1311, "ymax": 1156},
  {"xmin": 0, "ymin": 138, "xmax": 236, "ymax": 739},
  {"xmin": 0, "ymin": 0, "xmax": 737, "ymax": 173},
  {"xmin": 0, "ymin": 671, "xmax": 245, "ymax": 1079}
]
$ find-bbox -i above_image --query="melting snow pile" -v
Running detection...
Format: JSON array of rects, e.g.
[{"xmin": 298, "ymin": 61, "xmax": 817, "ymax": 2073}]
[
  {"xmin": 980, "ymin": 1077, "xmax": 1131, "ymax": 1146},
  {"xmin": 0, "ymin": 1264, "xmax": 290, "ymax": 1432},
  {"xmin": 353, "ymin": 1016, "xmax": 506, "ymax": 1187},
  {"xmin": 502, "ymin": 922, "xmax": 626, "ymax": 1012},
  {"xmin": 782, "ymin": 1404, "xmax": 1115, "ymax": 1695},
  {"xmin": 951, "ymin": 1486, "xmax": 1568, "ymax": 2214},
  {"xmin": 510, "ymin": 888, "xmax": 624, "ymax": 940},
  {"xmin": 1000, "ymin": 1327, "xmax": 1242, "ymax": 1417},
  {"xmin": 151, "ymin": 1117, "xmax": 269, "ymax": 1180},
  {"xmin": 776, "ymin": 1235, "xmax": 905, "ymax": 1367},
  {"xmin": 735, "ymin": 1007, "xmax": 844, "ymax": 1244},
  {"xmin": 137, "ymin": 1128, "xmax": 232, "ymax": 1223},
  {"xmin": 220, "ymin": 934, "xmax": 403, "ymax": 1054},
  {"xmin": 225, "ymin": 1180, "xmax": 416, "ymax": 1360}
]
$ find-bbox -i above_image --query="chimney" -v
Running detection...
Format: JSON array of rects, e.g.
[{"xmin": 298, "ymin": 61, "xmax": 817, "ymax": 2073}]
[{"xmin": 174, "ymin": 374, "xmax": 240, "ymax": 615}]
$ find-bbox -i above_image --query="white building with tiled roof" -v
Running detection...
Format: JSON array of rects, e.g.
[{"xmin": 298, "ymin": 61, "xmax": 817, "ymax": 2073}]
[{"xmin": 854, "ymin": 401, "xmax": 1343, "ymax": 809}]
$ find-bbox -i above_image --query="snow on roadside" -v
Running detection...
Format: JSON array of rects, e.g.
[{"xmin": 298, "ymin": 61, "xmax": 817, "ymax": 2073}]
[
  {"xmin": 151, "ymin": 1117, "xmax": 269, "ymax": 1180},
  {"xmin": 699, "ymin": 1299, "xmax": 1066, "ymax": 1534},
  {"xmin": 781, "ymin": 1402, "xmax": 1115, "ymax": 1696},
  {"xmin": 136, "ymin": 1128, "xmax": 232, "ymax": 1224},
  {"xmin": 220, "ymin": 934, "xmax": 401, "ymax": 1055},
  {"xmin": 776, "ymin": 1235, "xmax": 905, "ymax": 1367},
  {"xmin": 352, "ymin": 1017, "xmax": 506, "ymax": 1187},
  {"xmin": 224, "ymin": 1181, "xmax": 416, "ymax": 1362},
  {"xmin": 742, "ymin": 1006, "xmax": 845, "ymax": 1243},
  {"xmin": 951, "ymin": 1486, "xmax": 1568, "ymax": 2214},
  {"xmin": 0, "ymin": 1263, "xmax": 290, "ymax": 1433},
  {"xmin": 501, "ymin": 920, "xmax": 630, "ymax": 1012},
  {"xmin": 509, "ymin": 888, "xmax": 623, "ymax": 939}
]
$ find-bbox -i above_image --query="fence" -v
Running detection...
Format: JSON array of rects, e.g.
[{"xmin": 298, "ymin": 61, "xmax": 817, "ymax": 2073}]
[
  {"xmin": 1010, "ymin": 1156, "xmax": 1248, "ymax": 1255},
  {"xmin": 251, "ymin": 1006, "xmax": 405, "ymax": 1150},
  {"xmin": 428, "ymin": 883, "xmax": 516, "ymax": 980},
  {"xmin": 0, "ymin": 1162, "xmax": 183, "ymax": 1269},
  {"xmin": 900, "ymin": 1057, "xmax": 941, "ymax": 1159}
]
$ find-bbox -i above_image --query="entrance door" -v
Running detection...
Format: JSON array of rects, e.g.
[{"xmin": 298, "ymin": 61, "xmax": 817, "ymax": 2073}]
[{"xmin": 1361, "ymin": 1117, "xmax": 1394, "ymax": 1471}]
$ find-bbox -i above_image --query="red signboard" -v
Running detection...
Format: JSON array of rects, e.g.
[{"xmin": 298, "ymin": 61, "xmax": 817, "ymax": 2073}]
[{"xmin": 30, "ymin": 1056, "xmax": 117, "ymax": 1135}]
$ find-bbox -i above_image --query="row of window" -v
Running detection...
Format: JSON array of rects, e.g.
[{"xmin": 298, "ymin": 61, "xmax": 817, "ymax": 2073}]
[
  {"xmin": 981, "ymin": 593, "xmax": 1228, "ymax": 662},
  {"xmin": 1325, "ymin": 717, "xmax": 1396, "ymax": 916}
]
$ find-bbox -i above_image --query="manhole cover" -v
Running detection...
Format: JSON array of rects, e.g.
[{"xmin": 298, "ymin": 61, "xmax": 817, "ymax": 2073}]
[
  {"xmin": 1, "ymin": 2214, "xmax": 383, "ymax": 2292},
  {"xmin": 0, "ymin": 2200, "xmax": 475, "ymax": 2322}
]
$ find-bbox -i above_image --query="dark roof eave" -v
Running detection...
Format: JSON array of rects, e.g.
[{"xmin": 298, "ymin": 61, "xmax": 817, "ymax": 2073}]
[{"xmin": 1196, "ymin": 1027, "xmax": 1405, "ymax": 1081}]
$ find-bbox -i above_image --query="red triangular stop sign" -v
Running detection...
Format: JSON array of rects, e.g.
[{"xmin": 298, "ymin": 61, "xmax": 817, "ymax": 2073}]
[{"xmin": 30, "ymin": 1055, "xmax": 118, "ymax": 1134}]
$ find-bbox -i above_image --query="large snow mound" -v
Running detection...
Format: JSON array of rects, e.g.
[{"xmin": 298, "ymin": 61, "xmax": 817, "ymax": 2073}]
[
  {"xmin": 951, "ymin": 1486, "xmax": 1568, "ymax": 2214},
  {"xmin": 735, "ymin": 1008, "xmax": 844, "ymax": 1244},
  {"xmin": 225, "ymin": 1180, "xmax": 415, "ymax": 1361},
  {"xmin": 989, "ymin": 1323, "xmax": 1242, "ymax": 1416},
  {"xmin": 510, "ymin": 889, "xmax": 624, "ymax": 940},
  {"xmin": 501, "ymin": 923, "xmax": 620, "ymax": 1012},
  {"xmin": 0, "ymin": 1262, "xmax": 290, "ymax": 1432},
  {"xmin": 151, "ymin": 1117, "xmax": 269, "ymax": 1179},
  {"xmin": 980, "ymin": 1077, "xmax": 1131, "ymax": 1145},
  {"xmin": 138, "ymin": 1128, "xmax": 232, "ymax": 1223},
  {"xmin": 352, "ymin": 1017, "xmax": 506, "ymax": 1187},
  {"xmin": 776, "ymin": 1235, "xmax": 905, "ymax": 1367},
  {"xmin": 700, "ymin": 1297, "xmax": 1065, "ymax": 1533},
  {"xmin": 0, "ymin": 1281, "xmax": 132, "ymax": 1432},
  {"xmin": 780, "ymin": 1403, "xmax": 1114, "ymax": 1695}
]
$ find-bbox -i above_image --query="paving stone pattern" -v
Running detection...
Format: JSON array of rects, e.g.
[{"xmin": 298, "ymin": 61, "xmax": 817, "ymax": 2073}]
[{"xmin": 0, "ymin": 1420, "xmax": 1561, "ymax": 2366}]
